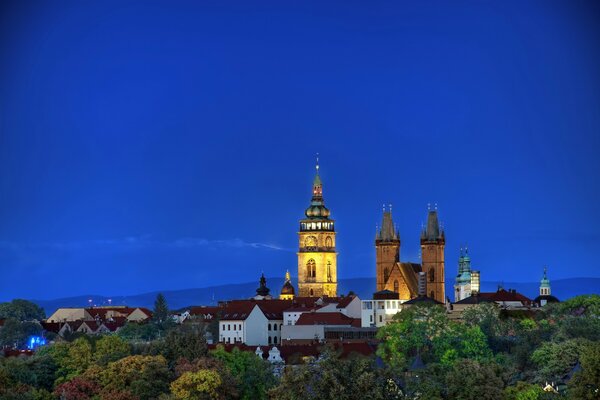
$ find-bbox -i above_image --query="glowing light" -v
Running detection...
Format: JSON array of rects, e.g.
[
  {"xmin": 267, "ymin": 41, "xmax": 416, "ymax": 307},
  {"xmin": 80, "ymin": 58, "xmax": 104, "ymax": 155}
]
[{"xmin": 26, "ymin": 336, "xmax": 46, "ymax": 350}]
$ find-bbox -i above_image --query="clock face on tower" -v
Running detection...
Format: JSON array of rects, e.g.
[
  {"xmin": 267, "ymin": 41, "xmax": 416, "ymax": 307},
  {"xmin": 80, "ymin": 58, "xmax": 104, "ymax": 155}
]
[{"xmin": 305, "ymin": 236, "xmax": 317, "ymax": 247}]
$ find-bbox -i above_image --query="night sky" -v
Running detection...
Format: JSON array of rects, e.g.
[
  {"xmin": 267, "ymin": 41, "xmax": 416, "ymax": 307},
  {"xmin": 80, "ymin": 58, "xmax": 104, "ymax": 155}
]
[{"xmin": 1, "ymin": 1, "xmax": 599, "ymax": 301}]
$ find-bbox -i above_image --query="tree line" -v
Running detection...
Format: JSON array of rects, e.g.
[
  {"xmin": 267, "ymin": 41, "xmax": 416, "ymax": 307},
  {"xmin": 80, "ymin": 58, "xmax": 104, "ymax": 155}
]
[{"xmin": 0, "ymin": 294, "xmax": 598, "ymax": 399}]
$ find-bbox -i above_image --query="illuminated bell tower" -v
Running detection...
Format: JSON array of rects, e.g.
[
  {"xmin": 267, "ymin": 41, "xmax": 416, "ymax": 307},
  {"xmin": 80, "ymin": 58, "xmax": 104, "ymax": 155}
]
[
  {"xmin": 297, "ymin": 159, "xmax": 337, "ymax": 297},
  {"xmin": 420, "ymin": 205, "xmax": 445, "ymax": 303}
]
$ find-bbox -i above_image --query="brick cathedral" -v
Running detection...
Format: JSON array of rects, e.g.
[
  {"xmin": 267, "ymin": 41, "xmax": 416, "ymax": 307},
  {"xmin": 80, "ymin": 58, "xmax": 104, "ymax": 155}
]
[{"xmin": 375, "ymin": 206, "xmax": 446, "ymax": 303}]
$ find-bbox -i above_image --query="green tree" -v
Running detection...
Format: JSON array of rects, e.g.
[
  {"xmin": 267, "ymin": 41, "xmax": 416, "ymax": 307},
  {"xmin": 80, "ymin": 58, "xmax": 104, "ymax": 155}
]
[
  {"xmin": 152, "ymin": 324, "xmax": 208, "ymax": 365},
  {"xmin": 117, "ymin": 322, "xmax": 160, "ymax": 341},
  {"xmin": 376, "ymin": 304, "xmax": 450, "ymax": 370},
  {"xmin": 210, "ymin": 346, "xmax": 275, "ymax": 400},
  {"xmin": 170, "ymin": 370, "xmax": 224, "ymax": 400},
  {"xmin": 445, "ymin": 359, "xmax": 504, "ymax": 400},
  {"xmin": 269, "ymin": 348, "xmax": 390, "ymax": 400},
  {"xmin": 568, "ymin": 341, "xmax": 600, "ymax": 399},
  {"xmin": 153, "ymin": 294, "xmax": 169, "ymax": 324},
  {"xmin": 432, "ymin": 324, "xmax": 492, "ymax": 367},
  {"xmin": 531, "ymin": 339, "xmax": 588, "ymax": 383},
  {"xmin": 94, "ymin": 335, "xmax": 131, "ymax": 366},
  {"xmin": 0, "ymin": 318, "xmax": 44, "ymax": 348},
  {"xmin": 504, "ymin": 382, "xmax": 545, "ymax": 400},
  {"xmin": 0, "ymin": 299, "xmax": 45, "ymax": 321},
  {"xmin": 100, "ymin": 355, "xmax": 171, "ymax": 400}
]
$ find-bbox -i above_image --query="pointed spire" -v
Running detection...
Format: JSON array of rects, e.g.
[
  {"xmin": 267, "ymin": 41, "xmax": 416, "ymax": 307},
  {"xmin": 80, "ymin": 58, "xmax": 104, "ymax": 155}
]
[
  {"xmin": 285, "ymin": 270, "xmax": 291, "ymax": 282},
  {"xmin": 312, "ymin": 153, "xmax": 322, "ymax": 196},
  {"xmin": 421, "ymin": 203, "xmax": 444, "ymax": 243},
  {"xmin": 304, "ymin": 155, "xmax": 331, "ymax": 220},
  {"xmin": 377, "ymin": 203, "xmax": 399, "ymax": 242}
]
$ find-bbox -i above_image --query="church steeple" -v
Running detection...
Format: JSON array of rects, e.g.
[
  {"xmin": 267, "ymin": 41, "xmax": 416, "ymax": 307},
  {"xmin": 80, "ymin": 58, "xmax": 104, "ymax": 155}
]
[
  {"xmin": 305, "ymin": 155, "xmax": 330, "ymax": 219},
  {"xmin": 421, "ymin": 204, "xmax": 444, "ymax": 242},
  {"xmin": 420, "ymin": 204, "xmax": 445, "ymax": 303},
  {"xmin": 540, "ymin": 266, "xmax": 551, "ymax": 296},
  {"xmin": 377, "ymin": 204, "xmax": 400, "ymax": 242},
  {"xmin": 298, "ymin": 157, "xmax": 337, "ymax": 298}
]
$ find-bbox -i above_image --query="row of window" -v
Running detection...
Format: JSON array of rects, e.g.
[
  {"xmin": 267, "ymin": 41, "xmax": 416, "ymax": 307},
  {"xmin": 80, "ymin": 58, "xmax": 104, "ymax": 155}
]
[
  {"xmin": 268, "ymin": 323, "xmax": 282, "ymax": 331},
  {"xmin": 305, "ymin": 259, "xmax": 332, "ymax": 280},
  {"xmin": 301, "ymin": 222, "xmax": 334, "ymax": 231},
  {"xmin": 222, "ymin": 323, "xmax": 242, "ymax": 331}
]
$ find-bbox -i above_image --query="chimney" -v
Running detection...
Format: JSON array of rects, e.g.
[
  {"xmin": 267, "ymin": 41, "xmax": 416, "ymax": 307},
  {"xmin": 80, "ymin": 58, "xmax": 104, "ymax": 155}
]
[{"xmin": 418, "ymin": 272, "xmax": 427, "ymax": 297}]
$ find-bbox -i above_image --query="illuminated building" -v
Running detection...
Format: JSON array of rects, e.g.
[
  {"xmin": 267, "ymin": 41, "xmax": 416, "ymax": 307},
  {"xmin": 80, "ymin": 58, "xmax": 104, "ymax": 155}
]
[
  {"xmin": 374, "ymin": 205, "xmax": 446, "ymax": 303},
  {"xmin": 279, "ymin": 270, "xmax": 295, "ymax": 300},
  {"xmin": 297, "ymin": 160, "xmax": 337, "ymax": 297}
]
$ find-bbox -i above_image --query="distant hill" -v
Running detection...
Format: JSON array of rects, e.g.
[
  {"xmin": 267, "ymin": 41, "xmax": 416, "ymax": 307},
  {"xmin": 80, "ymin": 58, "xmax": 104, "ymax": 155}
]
[{"xmin": 33, "ymin": 277, "xmax": 600, "ymax": 315}]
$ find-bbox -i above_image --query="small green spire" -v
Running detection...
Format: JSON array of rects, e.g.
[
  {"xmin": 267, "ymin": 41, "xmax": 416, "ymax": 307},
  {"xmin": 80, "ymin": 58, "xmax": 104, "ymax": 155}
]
[{"xmin": 540, "ymin": 266, "xmax": 551, "ymax": 288}]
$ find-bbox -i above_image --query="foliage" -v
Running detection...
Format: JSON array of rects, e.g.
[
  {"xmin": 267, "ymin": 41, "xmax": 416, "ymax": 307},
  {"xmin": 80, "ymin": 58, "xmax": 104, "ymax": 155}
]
[
  {"xmin": 269, "ymin": 348, "xmax": 394, "ymax": 400},
  {"xmin": 152, "ymin": 324, "xmax": 208, "ymax": 365},
  {"xmin": 117, "ymin": 322, "xmax": 160, "ymax": 341},
  {"xmin": 377, "ymin": 304, "xmax": 491, "ymax": 370},
  {"xmin": 211, "ymin": 346, "xmax": 275, "ymax": 400},
  {"xmin": 0, "ymin": 318, "xmax": 44, "ymax": 348},
  {"xmin": 153, "ymin": 293, "xmax": 170, "ymax": 325},
  {"xmin": 558, "ymin": 294, "xmax": 600, "ymax": 317},
  {"xmin": 53, "ymin": 376, "xmax": 101, "ymax": 400},
  {"xmin": 376, "ymin": 304, "xmax": 450, "ymax": 370},
  {"xmin": 568, "ymin": 341, "xmax": 600, "ymax": 399},
  {"xmin": 94, "ymin": 335, "xmax": 131, "ymax": 365},
  {"xmin": 99, "ymin": 355, "xmax": 171, "ymax": 400},
  {"xmin": 0, "ymin": 299, "xmax": 46, "ymax": 321},
  {"xmin": 170, "ymin": 370, "xmax": 224, "ymax": 400},
  {"xmin": 445, "ymin": 359, "xmax": 504, "ymax": 400},
  {"xmin": 503, "ymin": 381, "xmax": 545, "ymax": 400},
  {"xmin": 531, "ymin": 339, "xmax": 588, "ymax": 383}
]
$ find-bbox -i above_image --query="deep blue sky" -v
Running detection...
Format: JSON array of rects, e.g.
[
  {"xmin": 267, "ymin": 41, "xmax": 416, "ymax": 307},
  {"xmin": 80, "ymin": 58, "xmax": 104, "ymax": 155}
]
[{"xmin": 1, "ymin": 1, "xmax": 599, "ymax": 301}]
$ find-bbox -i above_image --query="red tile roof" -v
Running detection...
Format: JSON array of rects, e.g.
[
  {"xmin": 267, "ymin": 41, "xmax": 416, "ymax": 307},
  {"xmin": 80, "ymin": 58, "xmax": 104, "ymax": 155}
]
[
  {"xmin": 480, "ymin": 289, "xmax": 532, "ymax": 304},
  {"xmin": 336, "ymin": 296, "xmax": 356, "ymax": 309},
  {"xmin": 41, "ymin": 322, "xmax": 62, "ymax": 333},
  {"xmin": 256, "ymin": 300, "xmax": 294, "ymax": 320},
  {"xmin": 295, "ymin": 312, "xmax": 359, "ymax": 326},
  {"xmin": 101, "ymin": 320, "xmax": 126, "ymax": 332},
  {"xmin": 220, "ymin": 299, "xmax": 294, "ymax": 321},
  {"xmin": 189, "ymin": 306, "xmax": 220, "ymax": 317},
  {"xmin": 220, "ymin": 301, "xmax": 257, "ymax": 320}
]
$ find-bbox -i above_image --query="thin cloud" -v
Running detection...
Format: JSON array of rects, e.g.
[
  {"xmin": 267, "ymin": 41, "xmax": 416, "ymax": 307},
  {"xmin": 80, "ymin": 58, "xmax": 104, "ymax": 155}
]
[{"xmin": 0, "ymin": 236, "xmax": 293, "ymax": 252}]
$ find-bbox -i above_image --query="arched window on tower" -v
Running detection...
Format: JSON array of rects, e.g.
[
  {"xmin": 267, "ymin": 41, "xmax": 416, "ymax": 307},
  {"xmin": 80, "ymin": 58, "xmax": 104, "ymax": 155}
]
[
  {"xmin": 310, "ymin": 288, "xmax": 314, "ymax": 296},
  {"xmin": 327, "ymin": 261, "xmax": 332, "ymax": 282},
  {"xmin": 429, "ymin": 268, "xmax": 435, "ymax": 282},
  {"xmin": 384, "ymin": 267, "xmax": 389, "ymax": 281},
  {"xmin": 307, "ymin": 259, "xmax": 316, "ymax": 279},
  {"xmin": 325, "ymin": 236, "xmax": 333, "ymax": 248},
  {"xmin": 430, "ymin": 290, "xmax": 435, "ymax": 299},
  {"xmin": 394, "ymin": 280, "xmax": 399, "ymax": 293}
]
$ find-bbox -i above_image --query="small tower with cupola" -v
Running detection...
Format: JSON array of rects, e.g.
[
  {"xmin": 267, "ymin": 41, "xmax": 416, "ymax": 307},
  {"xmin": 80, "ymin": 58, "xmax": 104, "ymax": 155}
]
[
  {"xmin": 297, "ymin": 158, "xmax": 337, "ymax": 297},
  {"xmin": 279, "ymin": 270, "xmax": 295, "ymax": 300},
  {"xmin": 534, "ymin": 267, "xmax": 559, "ymax": 306}
]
